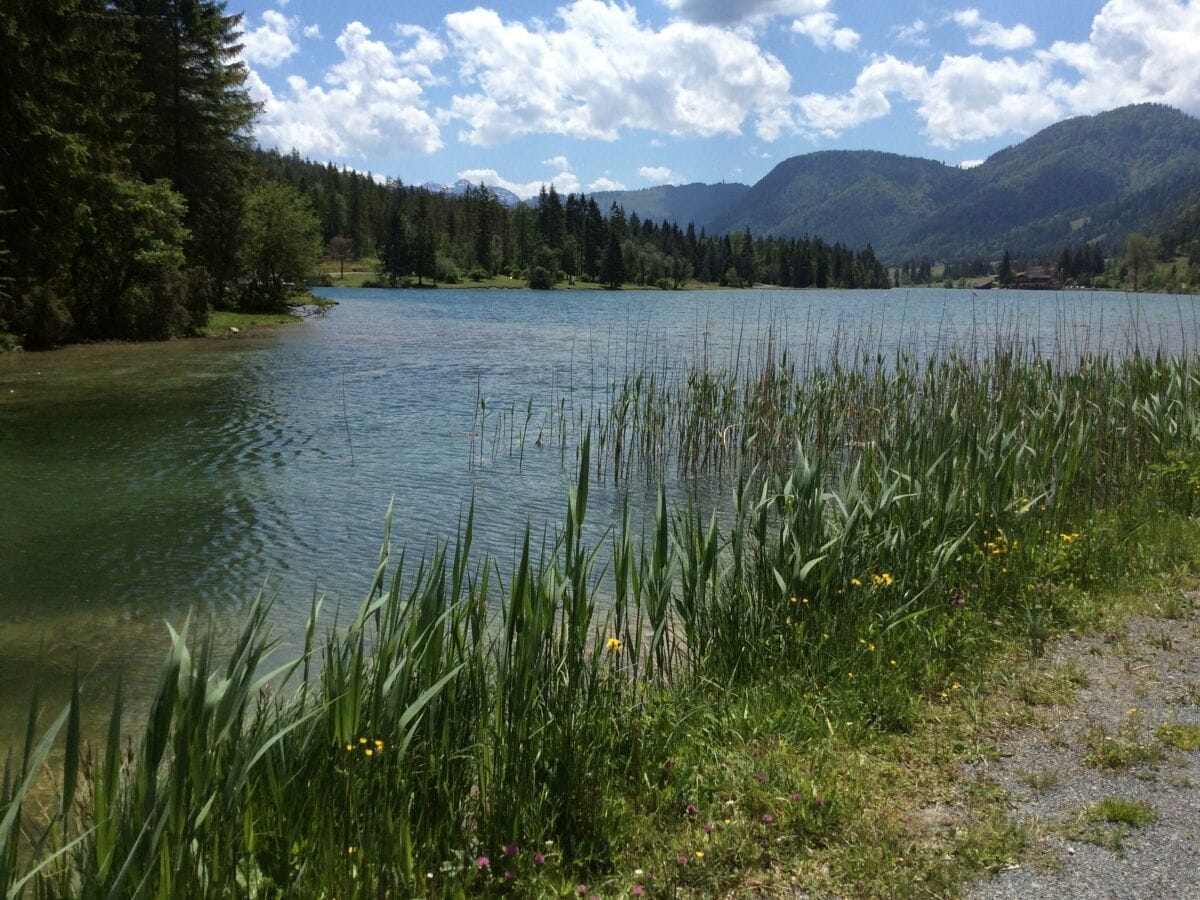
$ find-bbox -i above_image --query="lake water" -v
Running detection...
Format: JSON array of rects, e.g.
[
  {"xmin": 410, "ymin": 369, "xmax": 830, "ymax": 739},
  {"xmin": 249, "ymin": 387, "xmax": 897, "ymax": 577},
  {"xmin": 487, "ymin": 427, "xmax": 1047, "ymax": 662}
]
[{"xmin": 2, "ymin": 287, "xmax": 1198, "ymax": 742}]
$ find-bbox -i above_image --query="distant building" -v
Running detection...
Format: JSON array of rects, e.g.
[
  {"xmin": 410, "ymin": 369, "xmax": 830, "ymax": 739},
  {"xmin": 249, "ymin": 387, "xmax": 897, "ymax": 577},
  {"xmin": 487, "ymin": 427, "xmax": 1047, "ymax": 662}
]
[{"xmin": 1014, "ymin": 265, "xmax": 1058, "ymax": 290}]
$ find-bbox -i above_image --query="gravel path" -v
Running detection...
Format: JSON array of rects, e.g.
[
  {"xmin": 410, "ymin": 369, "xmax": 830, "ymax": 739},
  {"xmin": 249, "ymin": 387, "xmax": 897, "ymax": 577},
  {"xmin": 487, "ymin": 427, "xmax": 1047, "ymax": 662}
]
[{"xmin": 967, "ymin": 593, "xmax": 1200, "ymax": 900}]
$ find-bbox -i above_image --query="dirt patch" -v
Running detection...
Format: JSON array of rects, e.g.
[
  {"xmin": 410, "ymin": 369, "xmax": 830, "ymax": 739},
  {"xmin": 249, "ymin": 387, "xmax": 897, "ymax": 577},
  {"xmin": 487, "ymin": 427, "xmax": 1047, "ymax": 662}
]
[{"xmin": 968, "ymin": 592, "xmax": 1200, "ymax": 899}]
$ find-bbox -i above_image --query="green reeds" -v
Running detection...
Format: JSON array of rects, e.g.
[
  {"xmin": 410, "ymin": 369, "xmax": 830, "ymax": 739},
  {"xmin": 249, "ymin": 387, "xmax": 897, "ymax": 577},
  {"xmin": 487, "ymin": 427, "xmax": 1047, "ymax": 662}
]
[{"xmin": 6, "ymin": 332, "xmax": 1200, "ymax": 896}]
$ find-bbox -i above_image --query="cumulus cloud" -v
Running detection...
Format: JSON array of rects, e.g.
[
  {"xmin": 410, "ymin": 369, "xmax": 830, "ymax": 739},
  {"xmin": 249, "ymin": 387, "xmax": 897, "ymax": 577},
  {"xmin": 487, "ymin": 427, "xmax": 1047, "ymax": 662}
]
[
  {"xmin": 959, "ymin": 158, "xmax": 985, "ymax": 168},
  {"xmin": 1040, "ymin": 0, "xmax": 1200, "ymax": 117},
  {"xmin": 252, "ymin": 22, "xmax": 442, "ymax": 159},
  {"xmin": 543, "ymin": 155, "xmax": 571, "ymax": 170},
  {"xmin": 242, "ymin": 10, "xmax": 300, "ymax": 67},
  {"xmin": 798, "ymin": 0, "xmax": 1200, "ymax": 147},
  {"xmin": 394, "ymin": 24, "xmax": 447, "ymax": 83},
  {"xmin": 444, "ymin": 1, "xmax": 795, "ymax": 145},
  {"xmin": 952, "ymin": 8, "xmax": 1036, "ymax": 51},
  {"xmin": 639, "ymin": 165, "xmax": 678, "ymax": 182},
  {"xmin": 792, "ymin": 12, "xmax": 860, "ymax": 51},
  {"xmin": 456, "ymin": 167, "xmax": 581, "ymax": 199},
  {"xmin": 589, "ymin": 176, "xmax": 627, "ymax": 191},
  {"xmin": 302, "ymin": 24, "xmax": 321, "ymax": 39},
  {"xmin": 658, "ymin": 0, "xmax": 829, "ymax": 26}
]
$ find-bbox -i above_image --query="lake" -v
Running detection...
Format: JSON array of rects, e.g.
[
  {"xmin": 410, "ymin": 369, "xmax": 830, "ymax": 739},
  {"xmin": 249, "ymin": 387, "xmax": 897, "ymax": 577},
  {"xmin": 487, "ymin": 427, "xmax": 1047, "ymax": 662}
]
[{"xmin": 2, "ymin": 286, "xmax": 1198, "ymax": 742}]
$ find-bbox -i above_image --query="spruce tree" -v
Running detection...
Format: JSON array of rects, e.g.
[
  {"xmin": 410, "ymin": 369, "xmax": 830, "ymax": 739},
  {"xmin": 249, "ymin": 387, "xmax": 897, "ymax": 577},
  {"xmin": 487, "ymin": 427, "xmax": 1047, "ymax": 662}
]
[
  {"xmin": 601, "ymin": 225, "xmax": 624, "ymax": 289},
  {"xmin": 120, "ymin": 0, "xmax": 257, "ymax": 300}
]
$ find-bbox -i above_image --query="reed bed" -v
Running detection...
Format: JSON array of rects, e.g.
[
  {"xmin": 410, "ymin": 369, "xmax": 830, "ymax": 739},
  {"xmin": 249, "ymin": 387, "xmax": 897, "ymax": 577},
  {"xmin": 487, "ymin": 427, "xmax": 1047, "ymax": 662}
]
[{"xmin": 5, "ymin": 329, "xmax": 1200, "ymax": 897}]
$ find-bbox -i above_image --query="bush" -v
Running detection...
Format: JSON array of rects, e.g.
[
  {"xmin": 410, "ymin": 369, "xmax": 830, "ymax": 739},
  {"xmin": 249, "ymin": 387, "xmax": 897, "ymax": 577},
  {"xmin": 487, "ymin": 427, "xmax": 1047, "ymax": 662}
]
[
  {"xmin": 528, "ymin": 266, "xmax": 555, "ymax": 289},
  {"xmin": 468, "ymin": 266, "xmax": 489, "ymax": 282},
  {"xmin": 435, "ymin": 256, "xmax": 460, "ymax": 284}
]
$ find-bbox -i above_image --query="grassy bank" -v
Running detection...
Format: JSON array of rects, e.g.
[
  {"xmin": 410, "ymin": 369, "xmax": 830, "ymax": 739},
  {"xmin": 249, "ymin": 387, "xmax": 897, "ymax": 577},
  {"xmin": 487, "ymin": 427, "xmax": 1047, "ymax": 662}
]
[
  {"xmin": 201, "ymin": 310, "xmax": 303, "ymax": 336},
  {"xmin": 4, "ymin": 337, "xmax": 1200, "ymax": 897}
]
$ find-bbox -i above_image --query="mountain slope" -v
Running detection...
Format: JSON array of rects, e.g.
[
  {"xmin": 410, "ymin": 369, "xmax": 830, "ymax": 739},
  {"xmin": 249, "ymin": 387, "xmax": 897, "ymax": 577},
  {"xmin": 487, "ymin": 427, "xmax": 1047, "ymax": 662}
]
[
  {"xmin": 589, "ymin": 182, "xmax": 750, "ymax": 229},
  {"xmin": 906, "ymin": 104, "xmax": 1200, "ymax": 258},
  {"xmin": 704, "ymin": 104, "xmax": 1200, "ymax": 261},
  {"xmin": 707, "ymin": 151, "xmax": 967, "ymax": 254}
]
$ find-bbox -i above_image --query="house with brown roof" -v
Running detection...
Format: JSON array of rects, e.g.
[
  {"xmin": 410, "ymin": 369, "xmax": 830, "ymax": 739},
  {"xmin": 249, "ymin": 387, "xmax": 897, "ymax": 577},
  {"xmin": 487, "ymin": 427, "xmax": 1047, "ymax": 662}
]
[{"xmin": 1014, "ymin": 265, "xmax": 1058, "ymax": 290}]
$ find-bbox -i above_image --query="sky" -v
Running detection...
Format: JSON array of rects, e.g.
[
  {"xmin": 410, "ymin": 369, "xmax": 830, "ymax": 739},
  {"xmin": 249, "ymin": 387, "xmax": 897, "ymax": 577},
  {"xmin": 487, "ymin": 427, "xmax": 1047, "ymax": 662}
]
[{"xmin": 236, "ymin": 0, "xmax": 1200, "ymax": 198}]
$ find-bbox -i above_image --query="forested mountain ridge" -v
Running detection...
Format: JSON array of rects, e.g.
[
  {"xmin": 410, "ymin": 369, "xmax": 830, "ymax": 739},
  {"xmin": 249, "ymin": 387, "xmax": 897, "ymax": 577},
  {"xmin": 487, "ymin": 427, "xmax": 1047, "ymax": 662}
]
[
  {"xmin": 589, "ymin": 183, "xmax": 751, "ymax": 234},
  {"xmin": 258, "ymin": 149, "xmax": 890, "ymax": 292},
  {"xmin": 707, "ymin": 151, "xmax": 966, "ymax": 257},
  {"xmin": 706, "ymin": 104, "xmax": 1200, "ymax": 262}
]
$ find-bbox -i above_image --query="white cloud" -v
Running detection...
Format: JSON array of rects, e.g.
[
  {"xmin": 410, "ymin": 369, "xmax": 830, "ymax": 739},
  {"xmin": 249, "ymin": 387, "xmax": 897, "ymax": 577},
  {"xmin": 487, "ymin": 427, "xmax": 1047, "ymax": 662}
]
[
  {"xmin": 952, "ymin": 8, "xmax": 1036, "ymax": 51},
  {"xmin": 456, "ymin": 167, "xmax": 581, "ymax": 199},
  {"xmin": 444, "ymin": 1, "xmax": 796, "ymax": 145},
  {"xmin": 302, "ymin": 24, "xmax": 321, "ymax": 39},
  {"xmin": 1040, "ymin": 0, "xmax": 1200, "ymax": 117},
  {"xmin": 252, "ymin": 22, "xmax": 442, "ymax": 159},
  {"xmin": 242, "ymin": 10, "xmax": 299, "ymax": 68},
  {"xmin": 394, "ymin": 24, "xmax": 447, "ymax": 83},
  {"xmin": 958, "ymin": 158, "xmax": 985, "ymax": 168},
  {"xmin": 792, "ymin": 12, "xmax": 860, "ymax": 51},
  {"xmin": 639, "ymin": 165, "xmax": 678, "ymax": 182},
  {"xmin": 798, "ymin": 55, "xmax": 926, "ymax": 137},
  {"xmin": 543, "ymin": 155, "xmax": 571, "ymax": 170},
  {"xmin": 893, "ymin": 18, "xmax": 929, "ymax": 47},
  {"xmin": 658, "ymin": 0, "xmax": 829, "ymax": 26},
  {"xmin": 797, "ymin": 0, "xmax": 1200, "ymax": 148},
  {"xmin": 589, "ymin": 176, "xmax": 627, "ymax": 191}
]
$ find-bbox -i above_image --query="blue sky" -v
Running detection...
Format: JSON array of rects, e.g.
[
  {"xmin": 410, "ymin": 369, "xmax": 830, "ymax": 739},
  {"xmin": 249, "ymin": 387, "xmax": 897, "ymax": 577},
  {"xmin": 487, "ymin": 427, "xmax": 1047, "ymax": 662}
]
[{"xmin": 238, "ymin": 0, "xmax": 1200, "ymax": 196}]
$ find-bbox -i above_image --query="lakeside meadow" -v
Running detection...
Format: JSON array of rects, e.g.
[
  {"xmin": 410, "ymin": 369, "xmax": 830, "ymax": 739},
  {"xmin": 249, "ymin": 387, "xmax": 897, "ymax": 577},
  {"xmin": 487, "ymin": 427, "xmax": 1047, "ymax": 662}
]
[{"xmin": 4, "ymin": 290, "xmax": 1200, "ymax": 896}]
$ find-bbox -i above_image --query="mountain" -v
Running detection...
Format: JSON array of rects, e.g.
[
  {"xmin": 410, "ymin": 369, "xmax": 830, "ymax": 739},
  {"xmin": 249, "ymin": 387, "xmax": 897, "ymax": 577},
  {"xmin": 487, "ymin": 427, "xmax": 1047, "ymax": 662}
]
[
  {"xmin": 705, "ymin": 104, "xmax": 1200, "ymax": 262},
  {"xmin": 706, "ymin": 151, "xmax": 966, "ymax": 257},
  {"xmin": 589, "ymin": 182, "xmax": 750, "ymax": 229},
  {"xmin": 423, "ymin": 178, "xmax": 523, "ymax": 208}
]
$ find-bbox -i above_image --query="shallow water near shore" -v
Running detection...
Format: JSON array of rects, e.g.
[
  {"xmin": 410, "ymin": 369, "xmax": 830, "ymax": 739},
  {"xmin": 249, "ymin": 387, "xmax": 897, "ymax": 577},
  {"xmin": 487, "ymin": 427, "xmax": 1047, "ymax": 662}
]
[{"xmin": 2, "ymin": 286, "xmax": 1197, "ymax": 746}]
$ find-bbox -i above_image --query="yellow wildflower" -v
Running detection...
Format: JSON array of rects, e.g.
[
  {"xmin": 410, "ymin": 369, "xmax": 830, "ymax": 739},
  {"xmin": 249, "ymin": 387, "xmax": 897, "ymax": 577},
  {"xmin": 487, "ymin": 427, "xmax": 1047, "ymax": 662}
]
[
  {"xmin": 802, "ymin": 597, "xmax": 810, "ymax": 604},
  {"xmin": 889, "ymin": 659, "xmax": 897, "ymax": 666},
  {"xmin": 364, "ymin": 748, "xmax": 374, "ymax": 757},
  {"xmin": 358, "ymin": 737, "xmax": 367, "ymax": 744},
  {"xmin": 374, "ymin": 739, "xmax": 384, "ymax": 749},
  {"xmin": 850, "ymin": 578, "xmax": 862, "ymax": 587},
  {"xmin": 605, "ymin": 637, "xmax": 622, "ymax": 652},
  {"xmin": 695, "ymin": 851, "xmax": 705, "ymax": 859},
  {"xmin": 790, "ymin": 596, "xmax": 798, "ymax": 604}
]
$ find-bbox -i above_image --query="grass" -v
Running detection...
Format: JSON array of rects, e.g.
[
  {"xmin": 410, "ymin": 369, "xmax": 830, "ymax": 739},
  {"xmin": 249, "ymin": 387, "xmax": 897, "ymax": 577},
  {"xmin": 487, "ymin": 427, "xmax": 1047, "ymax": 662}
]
[
  {"xmin": 1082, "ymin": 719, "xmax": 1167, "ymax": 770},
  {"xmin": 1059, "ymin": 796, "xmax": 1157, "ymax": 855},
  {"xmin": 202, "ymin": 309, "xmax": 302, "ymax": 336},
  {"xmin": 1156, "ymin": 721, "xmax": 1200, "ymax": 750},
  {"xmin": 1086, "ymin": 796, "xmax": 1157, "ymax": 827},
  {"xmin": 317, "ymin": 257, "xmax": 814, "ymax": 291},
  {"xmin": 5, "ymin": 328, "xmax": 1200, "ymax": 896}
]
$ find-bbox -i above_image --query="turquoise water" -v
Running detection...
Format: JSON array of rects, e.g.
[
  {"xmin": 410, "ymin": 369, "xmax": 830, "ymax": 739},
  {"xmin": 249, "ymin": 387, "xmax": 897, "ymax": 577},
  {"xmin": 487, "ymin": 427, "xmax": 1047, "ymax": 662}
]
[{"xmin": 1, "ymin": 287, "xmax": 1197, "ymax": 739}]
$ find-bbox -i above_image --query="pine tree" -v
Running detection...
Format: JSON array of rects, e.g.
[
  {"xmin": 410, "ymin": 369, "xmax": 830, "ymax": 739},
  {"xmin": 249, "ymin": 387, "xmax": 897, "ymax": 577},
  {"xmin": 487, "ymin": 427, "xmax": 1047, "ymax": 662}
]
[
  {"xmin": 378, "ymin": 186, "xmax": 410, "ymax": 286},
  {"xmin": 601, "ymin": 224, "xmax": 624, "ymax": 289},
  {"xmin": 120, "ymin": 0, "xmax": 257, "ymax": 299},
  {"xmin": 998, "ymin": 249, "xmax": 1014, "ymax": 286}
]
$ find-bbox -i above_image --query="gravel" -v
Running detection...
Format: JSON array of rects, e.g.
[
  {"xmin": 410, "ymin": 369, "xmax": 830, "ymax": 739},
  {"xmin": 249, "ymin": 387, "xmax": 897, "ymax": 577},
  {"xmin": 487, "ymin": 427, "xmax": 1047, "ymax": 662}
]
[{"xmin": 967, "ymin": 593, "xmax": 1200, "ymax": 900}]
